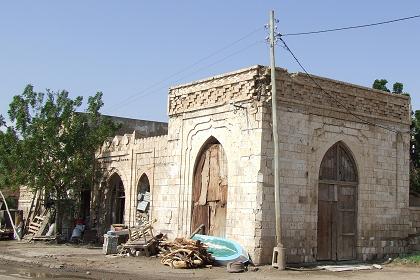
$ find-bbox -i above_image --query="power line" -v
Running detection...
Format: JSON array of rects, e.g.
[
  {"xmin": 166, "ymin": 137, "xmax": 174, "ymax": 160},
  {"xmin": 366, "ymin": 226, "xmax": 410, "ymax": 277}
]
[
  {"xmin": 107, "ymin": 39, "xmax": 264, "ymax": 115},
  {"xmin": 278, "ymin": 37, "xmax": 407, "ymax": 134},
  {"xmin": 281, "ymin": 13, "xmax": 420, "ymax": 37},
  {"xmin": 104, "ymin": 26, "xmax": 264, "ymax": 113}
]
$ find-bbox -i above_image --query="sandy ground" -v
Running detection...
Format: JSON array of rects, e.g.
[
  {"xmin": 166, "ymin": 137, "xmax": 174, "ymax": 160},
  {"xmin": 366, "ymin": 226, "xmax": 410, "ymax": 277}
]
[{"xmin": 0, "ymin": 240, "xmax": 420, "ymax": 280}]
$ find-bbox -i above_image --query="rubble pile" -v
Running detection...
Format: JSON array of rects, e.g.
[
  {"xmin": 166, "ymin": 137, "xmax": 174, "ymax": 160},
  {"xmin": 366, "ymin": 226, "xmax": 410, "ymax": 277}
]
[{"xmin": 158, "ymin": 237, "xmax": 214, "ymax": 269}]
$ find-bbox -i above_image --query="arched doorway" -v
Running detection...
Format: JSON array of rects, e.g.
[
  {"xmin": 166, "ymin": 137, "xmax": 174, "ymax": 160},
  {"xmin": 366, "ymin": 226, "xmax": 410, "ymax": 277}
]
[
  {"xmin": 191, "ymin": 138, "xmax": 228, "ymax": 237},
  {"xmin": 108, "ymin": 173, "xmax": 125, "ymax": 226},
  {"xmin": 317, "ymin": 142, "xmax": 358, "ymax": 261},
  {"xmin": 136, "ymin": 174, "xmax": 151, "ymax": 225}
]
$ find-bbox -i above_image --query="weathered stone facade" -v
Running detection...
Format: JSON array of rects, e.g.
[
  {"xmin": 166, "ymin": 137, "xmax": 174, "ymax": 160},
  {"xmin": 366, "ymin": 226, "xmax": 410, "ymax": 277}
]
[{"xmin": 93, "ymin": 65, "xmax": 414, "ymax": 264}]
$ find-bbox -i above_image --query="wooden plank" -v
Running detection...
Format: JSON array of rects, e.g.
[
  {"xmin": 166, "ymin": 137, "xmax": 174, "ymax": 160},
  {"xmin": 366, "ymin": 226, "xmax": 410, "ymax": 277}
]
[
  {"xmin": 206, "ymin": 145, "xmax": 220, "ymax": 202},
  {"xmin": 29, "ymin": 225, "xmax": 40, "ymax": 231},
  {"xmin": 191, "ymin": 150, "xmax": 207, "ymax": 233},
  {"xmin": 337, "ymin": 185, "xmax": 357, "ymax": 260},
  {"xmin": 317, "ymin": 200, "xmax": 332, "ymax": 260},
  {"xmin": 331, "ymin": 186, "xmax": 337, "ymax": 261},
  {"xmin": 191, "ymin": 205, "xmax": 209, "ymax": 236},
  {"xmin": 198, "ymin": 150, "xmax": 210, "ymax": 205}
]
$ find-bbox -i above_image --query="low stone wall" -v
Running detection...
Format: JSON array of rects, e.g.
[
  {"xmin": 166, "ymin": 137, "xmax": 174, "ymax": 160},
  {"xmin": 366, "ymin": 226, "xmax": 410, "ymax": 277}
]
[
  {"xmin": 408, "ymin": 207, "xmax": 420, "ymax": 251},
  {"xmin": 410, "ymin": 207, "xmax": 420, "ymax": 233}
]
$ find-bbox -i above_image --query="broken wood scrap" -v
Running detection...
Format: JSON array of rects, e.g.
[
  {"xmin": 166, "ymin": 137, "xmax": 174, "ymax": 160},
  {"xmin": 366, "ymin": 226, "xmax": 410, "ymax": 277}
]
[
  {"xmin": 24, "ymin": 209, "xmax": 55, "ymax": 242},
  {"xmin": 158, "ymin": 237, "xmax": 214, "ymax": 269}
]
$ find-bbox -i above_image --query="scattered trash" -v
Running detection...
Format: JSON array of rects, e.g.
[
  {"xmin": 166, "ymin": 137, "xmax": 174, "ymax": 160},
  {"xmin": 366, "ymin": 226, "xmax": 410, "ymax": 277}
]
[
  {"xmin": 70, "ymin": 222, "xmax": 85, "ymax": 242},
  {"xmin": 226, "ymin": 261, "xmax": 246, "ymax": 273},
  {"xmin": 46, "ymin": 223, "xmax": 56, "ymax": 237},
  {"xmin": 372, "ymin": 264, "xmax": 383, "ymax": 269},
  {"xmin": 103, "ymin": 233, "xmax": 118, "ymax": 255},
  {"xmin": 317, "ymin": 264, "xmax": 383, "ymax": 272}
]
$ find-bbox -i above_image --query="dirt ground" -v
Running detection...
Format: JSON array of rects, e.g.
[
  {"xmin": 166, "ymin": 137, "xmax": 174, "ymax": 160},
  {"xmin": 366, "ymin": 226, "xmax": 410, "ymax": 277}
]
[{"xmin": 0, "ymin": 240, "xmax": 420, "ymax": 280}]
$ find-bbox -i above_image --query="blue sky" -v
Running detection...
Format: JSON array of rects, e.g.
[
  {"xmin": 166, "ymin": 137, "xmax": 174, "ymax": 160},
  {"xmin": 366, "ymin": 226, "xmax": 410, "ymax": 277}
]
[{"xmin": 1, "ymin": 1, "xmax": 419, "ymax": 122}]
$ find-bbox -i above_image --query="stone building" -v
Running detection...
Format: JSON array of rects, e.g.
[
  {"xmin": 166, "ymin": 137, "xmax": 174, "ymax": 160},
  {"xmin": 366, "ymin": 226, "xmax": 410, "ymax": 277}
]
[{"xmin": 92, "ymin": 65, "xmax": 417, "ymax": 264}]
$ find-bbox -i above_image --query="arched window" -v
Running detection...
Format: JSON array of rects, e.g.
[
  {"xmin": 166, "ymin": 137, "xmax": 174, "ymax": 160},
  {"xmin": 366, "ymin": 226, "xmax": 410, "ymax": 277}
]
[{"xmin": 136, "ymin": 174, "xmax": 151, "ymax": 225}]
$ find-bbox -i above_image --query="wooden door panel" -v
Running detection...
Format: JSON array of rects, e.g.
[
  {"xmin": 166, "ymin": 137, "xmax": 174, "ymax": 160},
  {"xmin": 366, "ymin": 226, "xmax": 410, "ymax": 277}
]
[
  {"xmin": 338, "ymin": 146, "xmax": 357, "ymax": 182},
  {"xmin": 192, "ymin": 149, "xmax": 207, "ymax": 233},
  {"xmin": 340, "ymin": 211, "xmax": 356, "ymax": 234},
  {"xmin": 318, "ymin": 142, "xmax": 357, "ymax": 261},
  {"xmin": 192, "ymin": 143, "xmax": 228, "ymax": 237},
  {"xmin": 317, "ymin": 183, "xmax": 334, "ymax": 260},
  {"xmin": 206, "ymin": 145, "xmax": 221, "ymax": 202},
  {"xmin": 337, "ymin": 185, "xmax": 356, "ymax": 260},
  {"xmin": 319, "ymin": 145, "xmax": 337, "ymax": 181},
  {"xmin": 317, "ymin": 200, "xmax": 332, "ymax": 260},
  {"xmin": 338, "ymin": 235, "xmax": 356, "ymax": 260},
  {"xmin": 192, "ymin": 205, "xmax": 209, "ymax": 234}
]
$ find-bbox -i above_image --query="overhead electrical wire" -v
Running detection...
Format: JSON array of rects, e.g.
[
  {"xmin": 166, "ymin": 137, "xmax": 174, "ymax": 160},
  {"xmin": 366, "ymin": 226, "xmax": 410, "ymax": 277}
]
[
  {"xmin": 281, "ymin": 13, "xmax": 420, "ymax": 37},
  {"xmin": 104, "ymin": 26, "xmax": 264, "ymax": 113},
  {"xmin": 106, "ymin": 12, "xmax": 420, "ymax": 119},
  {"xmin": 277, "ymin": 37, "xmax": 408, "ymax": 134},
  {"xmin": 107, "ymin": 39, "xmax": 264, "ymax": 115}
]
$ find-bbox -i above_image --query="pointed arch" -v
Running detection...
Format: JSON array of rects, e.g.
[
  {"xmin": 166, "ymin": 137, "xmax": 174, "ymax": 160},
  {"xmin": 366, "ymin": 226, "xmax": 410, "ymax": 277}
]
[
  {"xmin": 107, "ymin": 172, "xmax": 125, "ymax": 225},
  {"xmin": 317, "ymin": 141, "xmax": 358, "ymax": 261},
  {"xmin": 192, "ymin": 136, "xmax": 220, "ymax": 171},
  {"xmin": 191, "ymin": 136, "xmax": 228, "ymax": 237},
  {"xmin": 319, "ymin": 141, "xmax": 358, "ymax": 183},
  {"xmin": 136, "ymin": 173, "xmax": 151, "ymax": 225},
  {"xmin": 137, "ymin": 173, "xmax": 151, "ymax": 195}
]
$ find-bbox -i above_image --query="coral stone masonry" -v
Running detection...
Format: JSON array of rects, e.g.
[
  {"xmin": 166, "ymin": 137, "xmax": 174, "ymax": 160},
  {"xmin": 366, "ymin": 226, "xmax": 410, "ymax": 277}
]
[{"xmin": 89, "ymin": 65, "xmax": 414, "ymax": 264}]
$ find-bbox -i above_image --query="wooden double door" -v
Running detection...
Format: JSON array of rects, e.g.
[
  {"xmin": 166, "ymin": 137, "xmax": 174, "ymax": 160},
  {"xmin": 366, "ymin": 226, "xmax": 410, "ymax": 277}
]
[
  {"xmin": 191, "ymin": 142, "xmax": 228, "ymax": 237},
  {"xmin": 317, "ymin": 142, "xmax": 358, "ymax": 261}
]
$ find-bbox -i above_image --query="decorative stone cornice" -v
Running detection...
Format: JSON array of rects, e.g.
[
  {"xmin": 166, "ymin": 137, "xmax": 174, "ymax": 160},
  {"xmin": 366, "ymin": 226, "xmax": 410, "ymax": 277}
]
[{"xmin": 168, "ymin": 65, "xmax": 269, "ymax": 116}]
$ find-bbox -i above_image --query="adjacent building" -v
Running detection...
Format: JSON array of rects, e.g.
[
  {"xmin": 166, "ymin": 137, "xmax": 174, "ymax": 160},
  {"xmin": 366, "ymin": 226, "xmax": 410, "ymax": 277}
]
[{"xmin": 88, "ymin": 65, "xmax": 415, "ymax": 264}]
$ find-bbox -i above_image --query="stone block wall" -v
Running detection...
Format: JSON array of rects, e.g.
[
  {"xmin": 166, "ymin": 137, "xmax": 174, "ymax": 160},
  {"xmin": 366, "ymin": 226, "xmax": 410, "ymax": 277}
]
[
  {"xmin": 409, "ymin": 207, "xmax": 420, "ymax": 235},
  {"xmin": 93, "ymin": 132, "xmax": 177, "ymax": 236},
  {"xmin": 94, "ymin": 65, "xmax": 413, "ymax": 265},
  {"xmin": 408, "ymin": 207, "xmax": 420, "ymax": 251},
  {"xmin": 167, "ymin": 66, "xmax": 268, "ymax": 259},
  {"xmin": 256, "ymin": 68, "xmax": 411, "ymax": 263}
]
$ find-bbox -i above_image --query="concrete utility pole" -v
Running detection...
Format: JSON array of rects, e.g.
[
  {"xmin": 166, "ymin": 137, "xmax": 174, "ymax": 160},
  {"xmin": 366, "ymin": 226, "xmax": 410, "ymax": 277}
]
[{"xmin": 269, "ymin": 10, "xmax": 285, "ymax": 270}]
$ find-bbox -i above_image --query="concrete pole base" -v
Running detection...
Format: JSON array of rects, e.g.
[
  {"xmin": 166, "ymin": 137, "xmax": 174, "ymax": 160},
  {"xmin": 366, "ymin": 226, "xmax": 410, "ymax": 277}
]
[{"xmin": 272, "ymin": 246, "xmax": 286, "ymax": 270}]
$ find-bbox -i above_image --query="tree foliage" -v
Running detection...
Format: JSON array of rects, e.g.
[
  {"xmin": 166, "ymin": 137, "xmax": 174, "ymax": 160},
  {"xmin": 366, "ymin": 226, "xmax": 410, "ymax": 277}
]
[
  {"xmin": 0, "ymin": 85, "xmax": 118, "ymax": 230},
  {"xmin": 372, "ymin": 79, "xmax": 408, "ymax": 95},
  {"xmin": 372, "ymin": 79, "xmax": 391, "ymax": 92}
]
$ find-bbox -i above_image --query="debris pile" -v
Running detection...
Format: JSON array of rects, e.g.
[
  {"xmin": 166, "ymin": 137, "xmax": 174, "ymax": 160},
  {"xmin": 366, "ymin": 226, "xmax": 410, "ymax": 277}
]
[
  {"xmin": 25, "ymin": 209, "xmax": 56, "ymax": 241},
  {"xmin": 158, "ymin": 238, "xmax": 214, "ymax": 269},
  {"xmin": 117, "ymin": 219, "xmax": 158, "ymax": 256}
]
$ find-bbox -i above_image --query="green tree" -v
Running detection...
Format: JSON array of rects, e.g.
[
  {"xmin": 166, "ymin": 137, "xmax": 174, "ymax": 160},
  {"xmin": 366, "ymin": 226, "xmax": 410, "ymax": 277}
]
[
  {"xmin": 372, "ymin": 79, "xmax": 407, "ymax": 95},
  {"xmin": 393, "ymin": 82, "xmax": 404, "ymax": 94},
  {"xmin": 0, "ymin": 85, "xmax": 118, "ymax": 233},
  {"xmin": 373, "ymin": 79, "xmax": 391, "ymax": 92}
]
